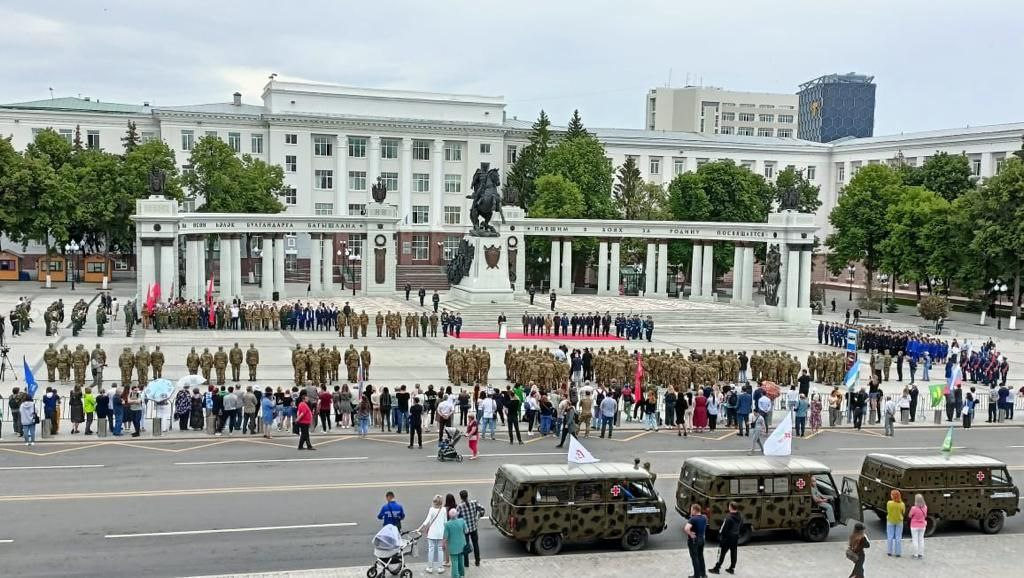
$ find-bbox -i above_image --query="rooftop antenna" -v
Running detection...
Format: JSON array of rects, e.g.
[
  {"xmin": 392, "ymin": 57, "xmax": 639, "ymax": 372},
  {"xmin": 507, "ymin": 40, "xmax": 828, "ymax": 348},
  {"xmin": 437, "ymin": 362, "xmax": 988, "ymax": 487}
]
[
  {"xmin": 685, "ymin": 72, "xmax": 690, "ymax": 86},
  {"xmin": 667, "ymin": 68, "xmax": 672, "ymax": 87},
  {"xmin": 48, "ymin": 87, "xmax": 54, "ymax": 100}
]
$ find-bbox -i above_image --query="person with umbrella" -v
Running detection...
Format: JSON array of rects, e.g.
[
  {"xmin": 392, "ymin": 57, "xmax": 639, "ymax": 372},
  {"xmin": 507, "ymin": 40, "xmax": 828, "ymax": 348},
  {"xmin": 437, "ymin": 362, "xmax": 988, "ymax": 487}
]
[{"xmin": 144, "ymin": 378, "xmax": 175, "ymax": 433}]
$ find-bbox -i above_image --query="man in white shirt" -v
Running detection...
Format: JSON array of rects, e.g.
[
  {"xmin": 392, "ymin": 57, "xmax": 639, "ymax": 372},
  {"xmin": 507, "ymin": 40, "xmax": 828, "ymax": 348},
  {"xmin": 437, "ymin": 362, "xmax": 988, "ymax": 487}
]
[
  {"xmin": 478, "ymin": 393, "xmax": 497, "ymax": 440},
  {"xmin": 757, "ymin": 394, "xmax": 773, "ymax": 428},
  {"xmin": 882, "ymin": 396, "xmax": 898, "ymax": 437}
]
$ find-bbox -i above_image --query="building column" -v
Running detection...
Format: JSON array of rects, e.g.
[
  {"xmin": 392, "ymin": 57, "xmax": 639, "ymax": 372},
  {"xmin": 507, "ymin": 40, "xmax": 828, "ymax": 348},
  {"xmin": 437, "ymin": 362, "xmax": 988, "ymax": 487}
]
[
  {"xmin": 689, "ymin": 243, "xmax": 703, "ymax": 298},
  {"xmin": 336, "ymin": 134, "xmax": 348, "ymax": 214},
  {"xmin": 609, "ymin": 241, "xmax": 621, "ymax": 296},
  {"xmin": 560, "ymin": 239, "xmax": 572, "ymax": 294},
  {"xmin": 400, "ymin": 139, "xmax": 413, "ymax": 221},
  {"xmin": 644, "ymin": 242, "xmax": 657, "ymax": 296},
  {"xmin": 701, "ymin": 244, "xmax": 714, "ymax": 298},
  {"xmin": 740, "ymin": 245, "xmax": 755, "ymax": 305},
  {"xmin": 786, "ymin": 244, "xmax": 800, "ymax": 310},
  {"xmin": 260, "ymin": 236, "xmax": 274, "ymax": 299},
  {"xmin": 980, "ymin": 151, "xmax": 994, "ymax": 178},
  {"xmin": 193, "ymin": 236, "xmax": 208, "ymax": 301},
  {"xmin": 549, "ymin": 239, "xmax": 561, "ymax": 293},
  {"xmin": 731, "ymin": 244, "xmax": 743, "ymax": 303},
  {"xmin": 597, "ymin": 240, "xmax": 609, "ymax": 295},
  {"xmin": 158, "ymin": 241, "xmax": 175, "ymax": 302},
  {"xmin": 656, "ymin": 242, "xmax": 669, "ymax": 297},
  {"xmin": 218, "ymin": 235, "xmax": 232, "ymax": 301},
  {"xmin": 308, "ymin": 234, "xmax": 322, "ymax": 295},
  {"xmin": 322, "ymin": 236, "xmax": 334, "ymax": 295},
  {"xmin": 184, "ymin": 237, "xmax": 197, "ymax": 302},
  {"xmin": 138, "ymin": 240, "xmax": 156, "ymax": 300},
  {"xmin": 514, "ymin": 235, "xmax": 526, "ymax": 295},
  {"xmin": 230, "ymin": 236, "xmax": 242, "ymax": 300},
  {"xmin": 431, "ymin": 140, "xmax": 445, "ymax": 226},
  {"xmin": 368, "ymin": 135, "xmax": 381, "ymax": 199},
  {"xmin": 798, "ymin": 248, "xmax": 812, "ymax": 309},
  {"xmin": 777, "ymin": 243, "xmax": 789, "ymax": 308},
  {"xmin": 273, "ymin": 234, "xmax": 286, "ymax": 299}
]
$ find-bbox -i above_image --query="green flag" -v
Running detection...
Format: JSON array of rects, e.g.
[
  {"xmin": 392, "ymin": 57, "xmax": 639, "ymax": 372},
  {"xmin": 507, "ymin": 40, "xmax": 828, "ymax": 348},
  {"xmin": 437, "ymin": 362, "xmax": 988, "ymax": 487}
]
[
  {"xmin": 929, "ymin": 383, "xmax": 944, "ymax": 407},
  {"xmin": 941, "ymin": 425, "xmax": 954, "ymax": 454}
]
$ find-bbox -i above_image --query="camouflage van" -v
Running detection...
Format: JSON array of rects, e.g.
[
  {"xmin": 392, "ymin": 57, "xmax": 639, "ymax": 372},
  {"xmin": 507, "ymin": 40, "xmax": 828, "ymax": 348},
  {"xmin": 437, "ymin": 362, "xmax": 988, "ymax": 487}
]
[
  {"xmin": 490, "ymin": 462, "xmax": 667, "ymax": 556},
  {"xmin": 841, "ymin": 453, "xmax": 1020, "ymax": 536},
  {"xmin": 676, "ymin": 456, "xmax": 846, "ymax": 544}
]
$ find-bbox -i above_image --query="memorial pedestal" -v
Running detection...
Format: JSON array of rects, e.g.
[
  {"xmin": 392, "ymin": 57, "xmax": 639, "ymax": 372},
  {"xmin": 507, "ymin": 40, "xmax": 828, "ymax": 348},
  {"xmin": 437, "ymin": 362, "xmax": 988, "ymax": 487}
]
[{"xmin": 449, "ymin": 233, "xmax": 515, "ymax": 304}]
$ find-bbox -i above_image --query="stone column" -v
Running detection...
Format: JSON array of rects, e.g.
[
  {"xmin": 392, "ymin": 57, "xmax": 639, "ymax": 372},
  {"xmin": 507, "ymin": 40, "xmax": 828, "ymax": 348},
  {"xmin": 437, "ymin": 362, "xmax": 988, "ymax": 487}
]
[
  {"xmin": 740, "ymin": 245, "xmax": 755, "ymax": 305},
  {"xmin": 218, "ymin": 235, "xmax": 232, "ymax": 301},
  {"xmin": 786, "ymin": 244, "xmax": 801, "ymax": 311},
  {"xmin": 230, "ymin": 236, "xmax": 242, "ymax": 300},
  {"xmin": 322, "ymin": 236, "xmax": 334, "ymax": 295},
  {"xmin": 514, "ymin": 235, "xmax": 526, "ymax": 295},
  {"xmin": 701, "ymin": 244, "xmax": 714, "ymax": 298},
  {"xmin": 336, "ymin": 134, "xmax": 348, "ymax": 214},
  {"xmin": 561, "ymin": 239, "xmax": 573, "ymax": 294},
  {"xmin": 689, "ymin": 243, "xmax": 702, "ymax": 298},
  {"xmin": 549, "ymin": 239, "xmax": 561, "ymax": 293},
  {"xmin": 260, "ymin": 237, "xmax": 274, "ymax": 299},
  {"xmin": 731, "ymin": 244, "xmax": 743, "ymax": 303},
  {"xmin": 777, "ymin": 243, "xmax": 789, "ymax": 308},
  {"xmin": 798, "ymin": 248, "xmax": 812, "ymax": 309},
  {"xmin": 656, "ymin": 242, "xmax": 669, "ymax": 297},
  {"xmin": 139, "ymin": 240, "xmax": 157, "ymax": 300},
  {"xmin": 159, "ymin": 241, "xmax": 175, "ymax": 301},
  {"xmin": 431, "ymin": 140, "xmax": 445, "ymax": 226},
  {"xmin": 308, "ymin": 234, "xmax": 322, "ymax": 295},
  {"xmin": 597, "ymin": 240, "xmax": 609, "ymax": 295},
  {"xmin": 273, "ymin": 234, "xmax": 286, "ymax": 299},
  {"xmin": 368, "ymin": 136, "xmax": 381, "ymax": 198},
  {"xmin": 193, "ymin": 236, "xmax": 207, "ymax": 301},
  {"xmin": 400, "ymin": 139, "xmax": 413, "ymax": 221},
  {"xmin": 609, "ymin": 241, "xmax": 621, "ymax": 296},
  {"xmin": 644, "ymin": 242, "xmax": 657, "ymax": 296},
  {"xmin": 184, "ymin": 237, "xmax": 197, "ymax": 301},
  {"xmin": 980, "ymin": 151, "xmax": 993, "ymax": 178}
]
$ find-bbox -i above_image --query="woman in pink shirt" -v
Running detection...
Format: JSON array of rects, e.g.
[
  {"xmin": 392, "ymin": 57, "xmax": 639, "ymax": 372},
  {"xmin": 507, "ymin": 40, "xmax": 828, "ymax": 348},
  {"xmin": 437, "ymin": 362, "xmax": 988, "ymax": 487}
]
[
  {"xmin": 466, "ymin": 414, "xmax": 479, "ymax": 459},
  {"xmin": 908, "ymin": 493, "xmax": 928, "ymax": 559}
]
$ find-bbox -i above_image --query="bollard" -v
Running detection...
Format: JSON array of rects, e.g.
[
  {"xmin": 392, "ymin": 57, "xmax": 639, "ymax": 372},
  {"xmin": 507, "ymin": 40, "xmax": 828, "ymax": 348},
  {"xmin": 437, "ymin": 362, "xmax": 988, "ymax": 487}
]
[
  {"xmin": 98, "ymin": 418, "xmax": 108, "ymax": 438},
  {"xmin": 40, "ymin": 419, "xmax": 51, "ymax": 439},
  {"xmin": 206, "ymin": 415, "xmax": 216, "ymax": 434},
  {"xmin": 933, "ymin": 409, "xmax": 942, "ymax": 424},
  {"xmin": 151, "ymin": 417, "xmax": 162, "ymax": 437}
]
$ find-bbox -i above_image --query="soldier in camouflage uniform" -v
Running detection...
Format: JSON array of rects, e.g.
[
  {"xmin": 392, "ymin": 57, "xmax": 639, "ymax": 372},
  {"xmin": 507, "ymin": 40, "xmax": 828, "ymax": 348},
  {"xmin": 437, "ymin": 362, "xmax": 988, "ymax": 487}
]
[
  {"xmin": 91, "ymin": 344, "xmax": 107, "ymax": 387},
  {"xmin": 229, "ymin": 343, "xmax": 243, "ymax": 382},
  {"xmin": 135, "ymin": 346, "xmax": 151, "ymax": 386},
  {"xmin": 119, "ymin": 347, "xmax": 135, "ymax": 386},
  {"xmin": 360, "ymin": 346, "xmax": 372, "ymax": 380},
  {"xmin": 319, "ymin": 343, "xmax": 331, "ymax": 387},
  {"xmin": 349, "ymin": 312, "xmax": 360, "ymax": 340},
  {"xmin": 306, "ymin": 345, "xmax": 321, "ymax": 388},
  {"xmin": 150, "ymin": 345, "xmax": 165, "ymax": 379},
  {"xmin": 44, "ymin": 344, "xmax": 58, "ymax": 382},
  {"xmin": 246, "ymin": 344, "xmax": 260, "ymax": 381},
  {"xmin": 375, "ymin": 311, "xmax": 384, "ymax": 337},
  {"xmin": 359, "ymin": 310, "xmax": 369, "ymax": 338},
  {"xmin": 292, "ymin": 345, "xmax": 306, "ymax": 387},
  {"xmin": 200, "ymin": 347, "xmax": 214, "ymax": 383},
  {"xmin": 329, "ymin": 345, "xmax": 341, "ymax": 383},
  {"xmin": 213, "ymin": 346, "xmax": 228, "ymax": 385},
  {"xmin": 186, "ymin": 347, "xmax": 200, "ymax": 375},
  {"xmin": 344, "ymin": 345, "xmax": 359, "ymax": 383},
  {"xmin": 72, "ymin": 344, "xmax": 89, "ymax": 387}
]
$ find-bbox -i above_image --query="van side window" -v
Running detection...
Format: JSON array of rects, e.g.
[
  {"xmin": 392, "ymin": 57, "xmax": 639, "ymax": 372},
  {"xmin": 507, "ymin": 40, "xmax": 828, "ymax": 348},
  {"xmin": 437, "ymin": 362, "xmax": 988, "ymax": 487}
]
[
  {"xmin": 535, "ymin": 485, "xmax": 570, "ymax": 504},
  {"xmin": 769, "ymin": 477, "xmax": 789, "ymax": 494},
  {"xmin": 576, "ymin": 483, "xmax": 603, "ymax": 502},
  {"xmin": 992, "ymin": 468, "xmax": 1010, "ymax": 486},
  {"xmin": 730, "ymin": 478, "xmax": 759, "ymax": 495}
]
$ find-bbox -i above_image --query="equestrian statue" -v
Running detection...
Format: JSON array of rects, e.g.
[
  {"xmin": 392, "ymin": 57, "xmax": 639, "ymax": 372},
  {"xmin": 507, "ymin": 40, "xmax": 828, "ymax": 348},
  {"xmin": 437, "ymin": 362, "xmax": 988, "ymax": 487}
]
[{"xmin": 466, "ymin": 163, "xmax": 505, "ymax": 237}]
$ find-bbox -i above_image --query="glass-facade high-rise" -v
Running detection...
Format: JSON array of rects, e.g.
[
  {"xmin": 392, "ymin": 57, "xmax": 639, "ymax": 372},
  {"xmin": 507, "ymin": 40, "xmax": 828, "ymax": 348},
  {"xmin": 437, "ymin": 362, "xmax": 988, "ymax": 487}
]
[{"xmin": 797, "ymin": 73, "xmax": 876, "ymax": 143}]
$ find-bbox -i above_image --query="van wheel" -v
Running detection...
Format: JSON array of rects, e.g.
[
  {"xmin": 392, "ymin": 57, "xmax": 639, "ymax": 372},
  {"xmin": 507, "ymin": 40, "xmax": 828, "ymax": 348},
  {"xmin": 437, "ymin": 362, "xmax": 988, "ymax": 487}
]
[
  {"xmin": 981, "ymin": 510, "xmax": 1005, "ymax": 534},
  {"xmin": 533, "ymin": 533, "xmax": 563, "ymax": 556},
  {"xmin": 804, "ymin": 518, "xmax": 830, "ymax": 542},
  {"xmin": 399, "ymin": 570, "xmax": 412, "ymax": 578},
  {"xmin": 924, "ymin": 515, "xmax": 938, "ymax": 537},
  {"xmin": 621, "ymin": 527, "xmax": 649, "ymax": 551},
  {"xmin": 736, "ymin": 524, "xmax": 753, "ymax": 546}
]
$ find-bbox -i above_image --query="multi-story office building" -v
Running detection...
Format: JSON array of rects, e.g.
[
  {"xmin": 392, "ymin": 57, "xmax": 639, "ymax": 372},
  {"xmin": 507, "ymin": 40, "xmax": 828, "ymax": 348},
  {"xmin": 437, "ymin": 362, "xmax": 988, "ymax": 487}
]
[
  {"xmin": 797, "ymin": 73, "xmax": 876, "ymax": 143},
  {"xmin": 645, "ymin": 86, "xmax": 799, "ymax": 138}
]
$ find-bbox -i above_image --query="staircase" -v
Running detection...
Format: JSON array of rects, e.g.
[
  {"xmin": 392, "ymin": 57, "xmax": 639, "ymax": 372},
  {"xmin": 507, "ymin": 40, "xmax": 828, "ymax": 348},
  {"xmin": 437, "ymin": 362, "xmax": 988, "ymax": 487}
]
[{"xmin": 396, "ymin": 265, "xmax": 450, "ymax": 292}]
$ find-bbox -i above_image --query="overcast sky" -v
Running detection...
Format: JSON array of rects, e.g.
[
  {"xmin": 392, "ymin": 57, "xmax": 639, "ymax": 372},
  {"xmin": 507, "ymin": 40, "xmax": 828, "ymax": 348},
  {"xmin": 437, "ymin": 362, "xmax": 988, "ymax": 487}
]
[{"xmin": 1, "ymin": 0, "xmax": 1021, "ymax": 135}]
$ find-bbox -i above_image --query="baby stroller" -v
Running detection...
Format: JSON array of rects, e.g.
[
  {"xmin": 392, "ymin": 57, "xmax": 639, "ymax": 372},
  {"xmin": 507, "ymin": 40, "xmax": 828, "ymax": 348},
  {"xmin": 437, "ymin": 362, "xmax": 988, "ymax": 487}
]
[
  {"xmin": 437, "ymin": 426, "xmax": 464, "ymax": 462},
  {"xmin": 368, "ymin": 525, "xmax": 420, "ymax": 578}
]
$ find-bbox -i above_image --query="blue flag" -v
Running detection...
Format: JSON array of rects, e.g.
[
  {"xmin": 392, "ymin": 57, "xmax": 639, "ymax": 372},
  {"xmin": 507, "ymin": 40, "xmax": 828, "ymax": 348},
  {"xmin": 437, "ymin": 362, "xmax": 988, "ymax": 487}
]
[
  {"xmin": 23, "ymin": 356, "xmax": 38, "ymax": 398},
  {"xmin": 843, "ymin": 359, "xmax": 861, "ymax": 390}
]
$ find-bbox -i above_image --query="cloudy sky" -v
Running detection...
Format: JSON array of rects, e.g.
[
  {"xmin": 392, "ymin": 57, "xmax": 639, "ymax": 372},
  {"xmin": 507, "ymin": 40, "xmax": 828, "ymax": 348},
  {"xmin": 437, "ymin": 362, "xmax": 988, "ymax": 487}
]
[{"xmin": 1, "ymin": 0, "xmax": 1021, "ymax": 135}]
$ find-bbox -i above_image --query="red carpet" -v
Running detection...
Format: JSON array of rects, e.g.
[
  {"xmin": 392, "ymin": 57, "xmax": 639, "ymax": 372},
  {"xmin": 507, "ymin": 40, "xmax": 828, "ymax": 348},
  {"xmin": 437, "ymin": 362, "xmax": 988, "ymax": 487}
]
[{"xmin": 454, "ymin": 331, "xmax": 623, "ymax": 341}]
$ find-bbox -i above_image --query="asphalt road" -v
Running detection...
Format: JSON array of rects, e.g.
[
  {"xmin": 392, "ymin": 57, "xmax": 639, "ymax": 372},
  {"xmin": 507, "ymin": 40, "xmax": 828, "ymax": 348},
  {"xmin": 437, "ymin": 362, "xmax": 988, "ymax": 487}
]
[{"xmin": 1, "ymin": 425, "xmax": 1023, "ymax": 577}]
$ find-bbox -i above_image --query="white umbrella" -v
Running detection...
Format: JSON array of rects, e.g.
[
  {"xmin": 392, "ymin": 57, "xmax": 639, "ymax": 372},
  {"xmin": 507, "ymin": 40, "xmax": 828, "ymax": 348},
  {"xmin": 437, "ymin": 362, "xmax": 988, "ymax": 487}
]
[{"xmin": 177, "ymin": 374, "xmax": 206, "ymax": 390}]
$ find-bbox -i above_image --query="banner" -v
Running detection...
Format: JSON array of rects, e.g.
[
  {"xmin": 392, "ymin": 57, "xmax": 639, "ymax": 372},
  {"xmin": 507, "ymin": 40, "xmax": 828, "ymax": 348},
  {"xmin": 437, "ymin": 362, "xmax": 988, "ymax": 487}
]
[
  {"xmin": 941, "ymin": 425, "xmax": 954, "ymax": 454},
  {"xmin": 763, "ymin": 412, "xmax": 793, "ymax": 457},
  {"xmin": 634, "ymin": 353, "xmax": 644, "ymax": 391},
  {"xmin": 567, "ymin": 435, "xmax": 599, "ymax": 464},
  {"xmin": 946, "ymin": 365, "xmax": 962, "ymax": 395},
  {"xmin": 206, "ymin": 275, "xmax": 215, "ymax": 325},
  {"xmin": 843, "ymin": 359, "xmax": 861, "ymax": 390},
  {"xmin": 23, "ymin": 356, "xmax": 38, "ymax": 398},
  {"xmin": 929, "ymin": 383, "xmax": 945, "ymax": 407}
]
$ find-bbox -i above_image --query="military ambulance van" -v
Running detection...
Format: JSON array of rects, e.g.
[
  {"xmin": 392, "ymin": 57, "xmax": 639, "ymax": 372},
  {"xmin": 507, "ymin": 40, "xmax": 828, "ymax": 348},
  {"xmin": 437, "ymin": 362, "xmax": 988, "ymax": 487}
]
[
  {"xmin": 490, "ymin": 462, "xmax": 667, "ymax": 556},
  {"xmin": 676, "ymin": 456, "xmax": 845, "ymax": 544},
  {"xmin": 840, "ymin": 453, "xmax": 1020, "ymax": 536}
]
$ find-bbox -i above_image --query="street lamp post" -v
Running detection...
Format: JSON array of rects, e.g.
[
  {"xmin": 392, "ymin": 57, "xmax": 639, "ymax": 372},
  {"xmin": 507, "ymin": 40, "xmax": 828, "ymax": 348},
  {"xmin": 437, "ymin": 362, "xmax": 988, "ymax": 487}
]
[
  {"xmin": 847, "ymin": 264, "xmax": 856, "ymax": 301},
  {"xmin": 64, "ymin": 239, "xmax": 81, "ymax": 290},
  {"xmin": 991, "ymin": 278, "xmax": 1009, "ymax": 330},
  {"xmin": 337, "ymin": 242, "xmax": 347, "ymax": 290},
  {"xmin": 350, "ymin": 253, "xmax": 361, "ymax": 296},
  {"xmin": 253, "ymin": 247, "xmax": 262, "ymax": 287},
  {"xmin": 878, "ymin": 273, "xmax": 890, "ymax": 313}
]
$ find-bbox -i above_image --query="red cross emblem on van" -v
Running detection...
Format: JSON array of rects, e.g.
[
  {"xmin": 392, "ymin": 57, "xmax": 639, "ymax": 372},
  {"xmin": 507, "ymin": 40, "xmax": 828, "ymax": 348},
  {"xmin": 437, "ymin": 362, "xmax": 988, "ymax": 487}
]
[{"xmin": 977, "ymin": 471, "xmax": 986, "ymax": 482}]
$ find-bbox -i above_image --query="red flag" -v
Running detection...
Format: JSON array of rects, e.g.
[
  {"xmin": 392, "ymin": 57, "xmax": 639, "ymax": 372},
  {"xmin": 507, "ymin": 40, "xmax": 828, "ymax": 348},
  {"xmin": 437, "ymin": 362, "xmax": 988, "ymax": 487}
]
[
  {"xmin": 634, "ymin": 353, "xmax": 645, "ymax": 390},
  {"xmin": 152, "ymin": 282, "xmax": 162, "ymax": 308},
  {"xmin": 144, "ymin": 283, "xmax": 155, "ymax": 315},
  {"xmin": 206, "ymin": 275, "xmax": 215, "ymax": 325}
]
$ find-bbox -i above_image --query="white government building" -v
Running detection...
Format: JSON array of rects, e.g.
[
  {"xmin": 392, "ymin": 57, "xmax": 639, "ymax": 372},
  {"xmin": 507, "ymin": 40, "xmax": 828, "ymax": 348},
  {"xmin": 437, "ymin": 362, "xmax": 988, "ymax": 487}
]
[{"xmin": 1, "ymin": 79, "xmax": 1022, "ymax": 297}]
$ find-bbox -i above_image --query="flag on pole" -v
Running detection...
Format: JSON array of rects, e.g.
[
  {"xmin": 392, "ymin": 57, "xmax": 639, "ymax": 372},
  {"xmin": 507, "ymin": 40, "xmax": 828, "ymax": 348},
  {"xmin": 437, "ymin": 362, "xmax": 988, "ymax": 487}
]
[
  {"xmin": 567, "ymin": 435, "xmax": 599, "ymax": 464},
  {"xmin": 941, "ymin": 425, "xmax": 954, "ymax": 454},
  {"xmin": 928, "ymin": 383, "xmax": 945, "ymax": 407},
  {"xmin": 763, "ymin": 412, "xmax": 794, "ymax": 456},
  {"xmin": 23, "ymin": 356, "xmax": 38, "ymax": 398},
  {"xmin": 945, "ymin": 364, "xmax": 962, "ymax": 395},
  {"xmin": 843, "ymin": 359, "xmax": 861, "ymax": 390},
  {"xmin": 634, "ymin": 353, "xmax": 645, "ymax": 391},
  {"xmin": 206, "ymin": 275, "xmax": 215, "ymax": 325},
  {"xmin": 144, "ymin": 283, "xmax": 155, "ymax": 315}
]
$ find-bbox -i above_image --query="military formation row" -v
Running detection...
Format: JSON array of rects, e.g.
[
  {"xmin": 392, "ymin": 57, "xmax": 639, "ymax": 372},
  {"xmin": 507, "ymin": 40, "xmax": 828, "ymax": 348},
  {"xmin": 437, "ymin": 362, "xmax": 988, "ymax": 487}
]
[
  {"xmin": 41, "ymin": 344, "xmax": 164, "ymax": 386},
  {"xmin": 503, "ymin": 346, "xmax": 571, "ymax": 390},
  {"xmin": 443, "ymin": 345, "xmax": 493, "ymax": 386},
  {"xmin": 288, "ymin": 344, "xmax": 372, "ymax": 387}
]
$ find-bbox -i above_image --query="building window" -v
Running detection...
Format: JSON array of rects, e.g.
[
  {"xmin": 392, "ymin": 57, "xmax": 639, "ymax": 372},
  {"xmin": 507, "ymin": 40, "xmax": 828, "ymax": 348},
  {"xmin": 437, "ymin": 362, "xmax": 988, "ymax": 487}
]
[
  {"xmin": 379, "ymin": 171, "xmax": 399, "ymax": 192},
  {"xmin": 251, "ymin": 133, "xmax": 264, "ymax": 154},
  {"xmin": 506, "ymin": 144, "xmax": 518, "ymax": 164},
  {"xmin": 180, "ymin": 197, "xmax": 196, "ymax": 212},
  {"xmin": 285, "ymin": 254, "xmax": 297, "ymax": 272},
  {"xmin": 778, "ymin": 114, "xmax": 794, "ymax": 123},
  {"xmin": 285, "ymin": 155, "xmax": 297, "ymax": 172},
  {"xmin": 86, "ymin": 261, "xmax": 107, "ymax": 274},
  {"xmin": 281, "ymin": 187, "xmax": 297, "ymax": 205},
  {"xmin": 480, "ymin": 143, "xmax": 491, "ymax": 154},
  {"xmin": 228, "ymin": 132, "xmax": 241, "ymax": 153},
  {"xmin": 314, "ymin": 202, "xmax": 334, "ymax": 216},
  {"xmin": 315, "ymin": 169, "xmax": 334, "ymax": 190},
  {"xmin": 411, "ymin": 235, "xmax": 429, "ymax": 260},
  {"xmin": 763, "ymin": 163, "xmax": 775, "ymax": 179},
  {"xmin": 835, "ymin": 163, "xmax": 846, "ymax": 182},
  {"xmin": 673, "ymin": 158, "xmax": 686, "ymax": 175},
  {"xmin": 412, "ymin": 140, "xmax": 431, "ymax": 160},
  {"xmin": 737, "ymin": 127, "xmax": 754, "ymax": 136},
  {"xmin": 412, "ymin": 205, "xmax": 430, "ymax": 224},
  {"xmin": 757, "ymin": 128, "xmax": 774, "ymax": 137},
  {"xmin": 720, "ymin": 126, "xmax": 734, "ymax": 135},
  {"xmin": 141, "ymin": 131, "xmax": 156, "ymax": 143},
  {"xmin": 739, "ymin": 103, "xmax": 755, "ymax": 108},
  {"xmin": 413, "ymin": 173, "xmax": 430, "ymax": 193},
  {"xmin": 996, "ymin": 157, "xmax": 1006, "ymax": 175},
  {"xmin": 442, "ymin": 235, "xmax": 461, "ymax": 261},
  {"xmin": 181, "ymin": 164, "xmax": 194, "ymax": 178},
  {"xmin": 444, "ymin": 142, "xmax": 463, "ymax": 162},
  {"xmin": 759, "ymin": 114, "xmax": 774, "ymax": 123},
  {"xmin": 721, "ymin": 112, "xmax": 735, "ymax": 121},
  {"xmin": 380, "ymin": 138, "xmax": 399, "ymax": 159},
  {"xmin": 444, "ymin": 205, "xmax": 461, "ymax": 225},
  {"xmin": 284, "ymin": 133, "xmax": 297, "ymax": 145},
  {"xmin": 741, "ymin": 161, "xmax": 754, "ymax": 171},
  {"xmin": 738, "ymin": 112, "xmax": 755, "ymax": 122},
  {"xmin": 205, "ymin": 130, "xmax": 218, "ymax": 139},
  {"xmin": 314, "ymin": 135, "xmax": 334, "ymax": 157},
  {"xmin": 86, "ymin": 130, "xmax": 101, "ymax": 149},
  {"xmin": 348, "ymin": 171, "xmax": 367, "ymax": 191},
  {"xmin": 348, "ymin": 203, "xmax": 366, "ymax": 216},
  {"xmin": 444, "ymin": 174, "xmax": 462, "ymax": 193},
  {"xmin": 649, "ymin": 157, "xmax": 661, "ymax": 175},
  {"xmin": 344, "ymin": 136, "xmax": 364, "ymax": 158},
  {"xmin": 971, "ymin": 158, "xmax": 982, "ymax": 176},
  {"xmin": 776, "ymin": 128, "xmax": 793, "ymax": 138},
  {"xmin": 806, "ymin": 165, "xmax": 817, "ymax": 180},
  {"xmin": 181, "ymin": 130, "xmax": 194, "ymax": 151},
  {"xmin": 760, "ymin": 104, "xmax": 776, "ymax": 109},
  {"xmin": 696, "ymin": 158, "xmax": 709, "ymax": 169},
  {"xmin": 114, "ymin": 258, "xmax": 130, "ymax": 271}
]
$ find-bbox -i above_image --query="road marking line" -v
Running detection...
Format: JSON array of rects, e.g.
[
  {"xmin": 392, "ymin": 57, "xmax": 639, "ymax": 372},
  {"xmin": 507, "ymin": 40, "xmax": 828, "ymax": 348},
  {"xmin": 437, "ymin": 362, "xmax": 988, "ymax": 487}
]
[
  {"xmin": 0, "ymin": 464, "xmax": 105, "ymax": 471},
  {"xmin": 836, "ymin": 446, "xmax": 966, "ymax": 451},
  {"xmin": 473, "ymin": 452, "xmax": 564, "ymax": 458},
  {"xmin": 616, "ymin": 431, "xmax": 654, "ymax": 442},
  {"xmin": 175, "ymin": 457, "xmax": 368, "ymax": 466},
  {"xmin": 646, "ymin": 449, "xmax": 749, "ymax": 454},
  {"xmin": 0, "ymin": 540, "xmax": 12, "ymax": 544},
  {"xmin": 106, "ymin": 522, "xmax": 357, "ymax": 539}
]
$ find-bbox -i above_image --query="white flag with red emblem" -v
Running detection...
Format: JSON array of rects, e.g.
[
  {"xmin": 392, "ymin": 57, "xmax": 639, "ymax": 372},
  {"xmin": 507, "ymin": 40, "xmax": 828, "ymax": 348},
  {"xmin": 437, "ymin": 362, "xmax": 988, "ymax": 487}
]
[
  {"xmin": 764, "ymin": 412, "xmax": 793, "ymax": 456},
  {"xmin": 567, "ymin": 435, "xmax": 599, "ymax": 464}
]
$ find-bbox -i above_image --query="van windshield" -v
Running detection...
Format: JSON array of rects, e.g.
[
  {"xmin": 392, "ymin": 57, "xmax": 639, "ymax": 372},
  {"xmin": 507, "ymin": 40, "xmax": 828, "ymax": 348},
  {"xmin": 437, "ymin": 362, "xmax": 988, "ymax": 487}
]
[{"xmin": 613, "ymin": 480, "xmax": 654, "ymax": 500}]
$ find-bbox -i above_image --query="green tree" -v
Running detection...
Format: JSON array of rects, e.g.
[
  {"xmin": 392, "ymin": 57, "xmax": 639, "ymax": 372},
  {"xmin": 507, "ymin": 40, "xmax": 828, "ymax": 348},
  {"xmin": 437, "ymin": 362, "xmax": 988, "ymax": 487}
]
[
  {"xmin": 25, "ymin": 128, "xmax": 72, "ymax": 171},
  {"xmin": 612, "ymin": 156, "xmax": 644, "ymax": 218},
  {"xmin": 825, "ymin": 164, "xmax": 902, "ymax": 297},
  {"xmin": 505, "ymin": 110, "xmax": 552, "ymax": 209},
  {"xmin": 771, "ymin": 166, "xmax": 821, "ymax": 213},
  {"xmin": 566, "ymin": 109, "xmax": 587, "ymax": 139},
  {"xmin": 185, "ymin": 136, "xmax": 286, "ymax": 213},
  {"xmin": 0, "ymin": 151, "xmax": 77, "ymax": 254},
  {"xmin": 121, "ymin": 120, "xmax": 140, "ymax": 153},
  {"xmin": 902, "ymin": 152, "xmax": 974, "ymax": 201},
  {"xmin": 524, "ymin": 174, "xmax": 584, "ymax": 285},
  {"xmin": 964, "ymin": 158, "xmax": 1024, "ymax": 317},
  {"xmin": 879, "ymin": 186, "xmax": 949, "ymax": 297},
  {"xmin": 72, "ymin": 124, "xmax": 83, "ymax": 152}
]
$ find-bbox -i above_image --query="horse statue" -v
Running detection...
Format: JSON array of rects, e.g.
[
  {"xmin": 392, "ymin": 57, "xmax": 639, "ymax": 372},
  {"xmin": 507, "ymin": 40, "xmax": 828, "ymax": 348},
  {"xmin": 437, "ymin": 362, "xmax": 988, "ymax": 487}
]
[
  {"xmin": 467, "ymin": 165, "xmax": 505, "ymax": 237},
  {"xmin": 762, "ymin": 245, "xmax": 782, "ymax": 306}
]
